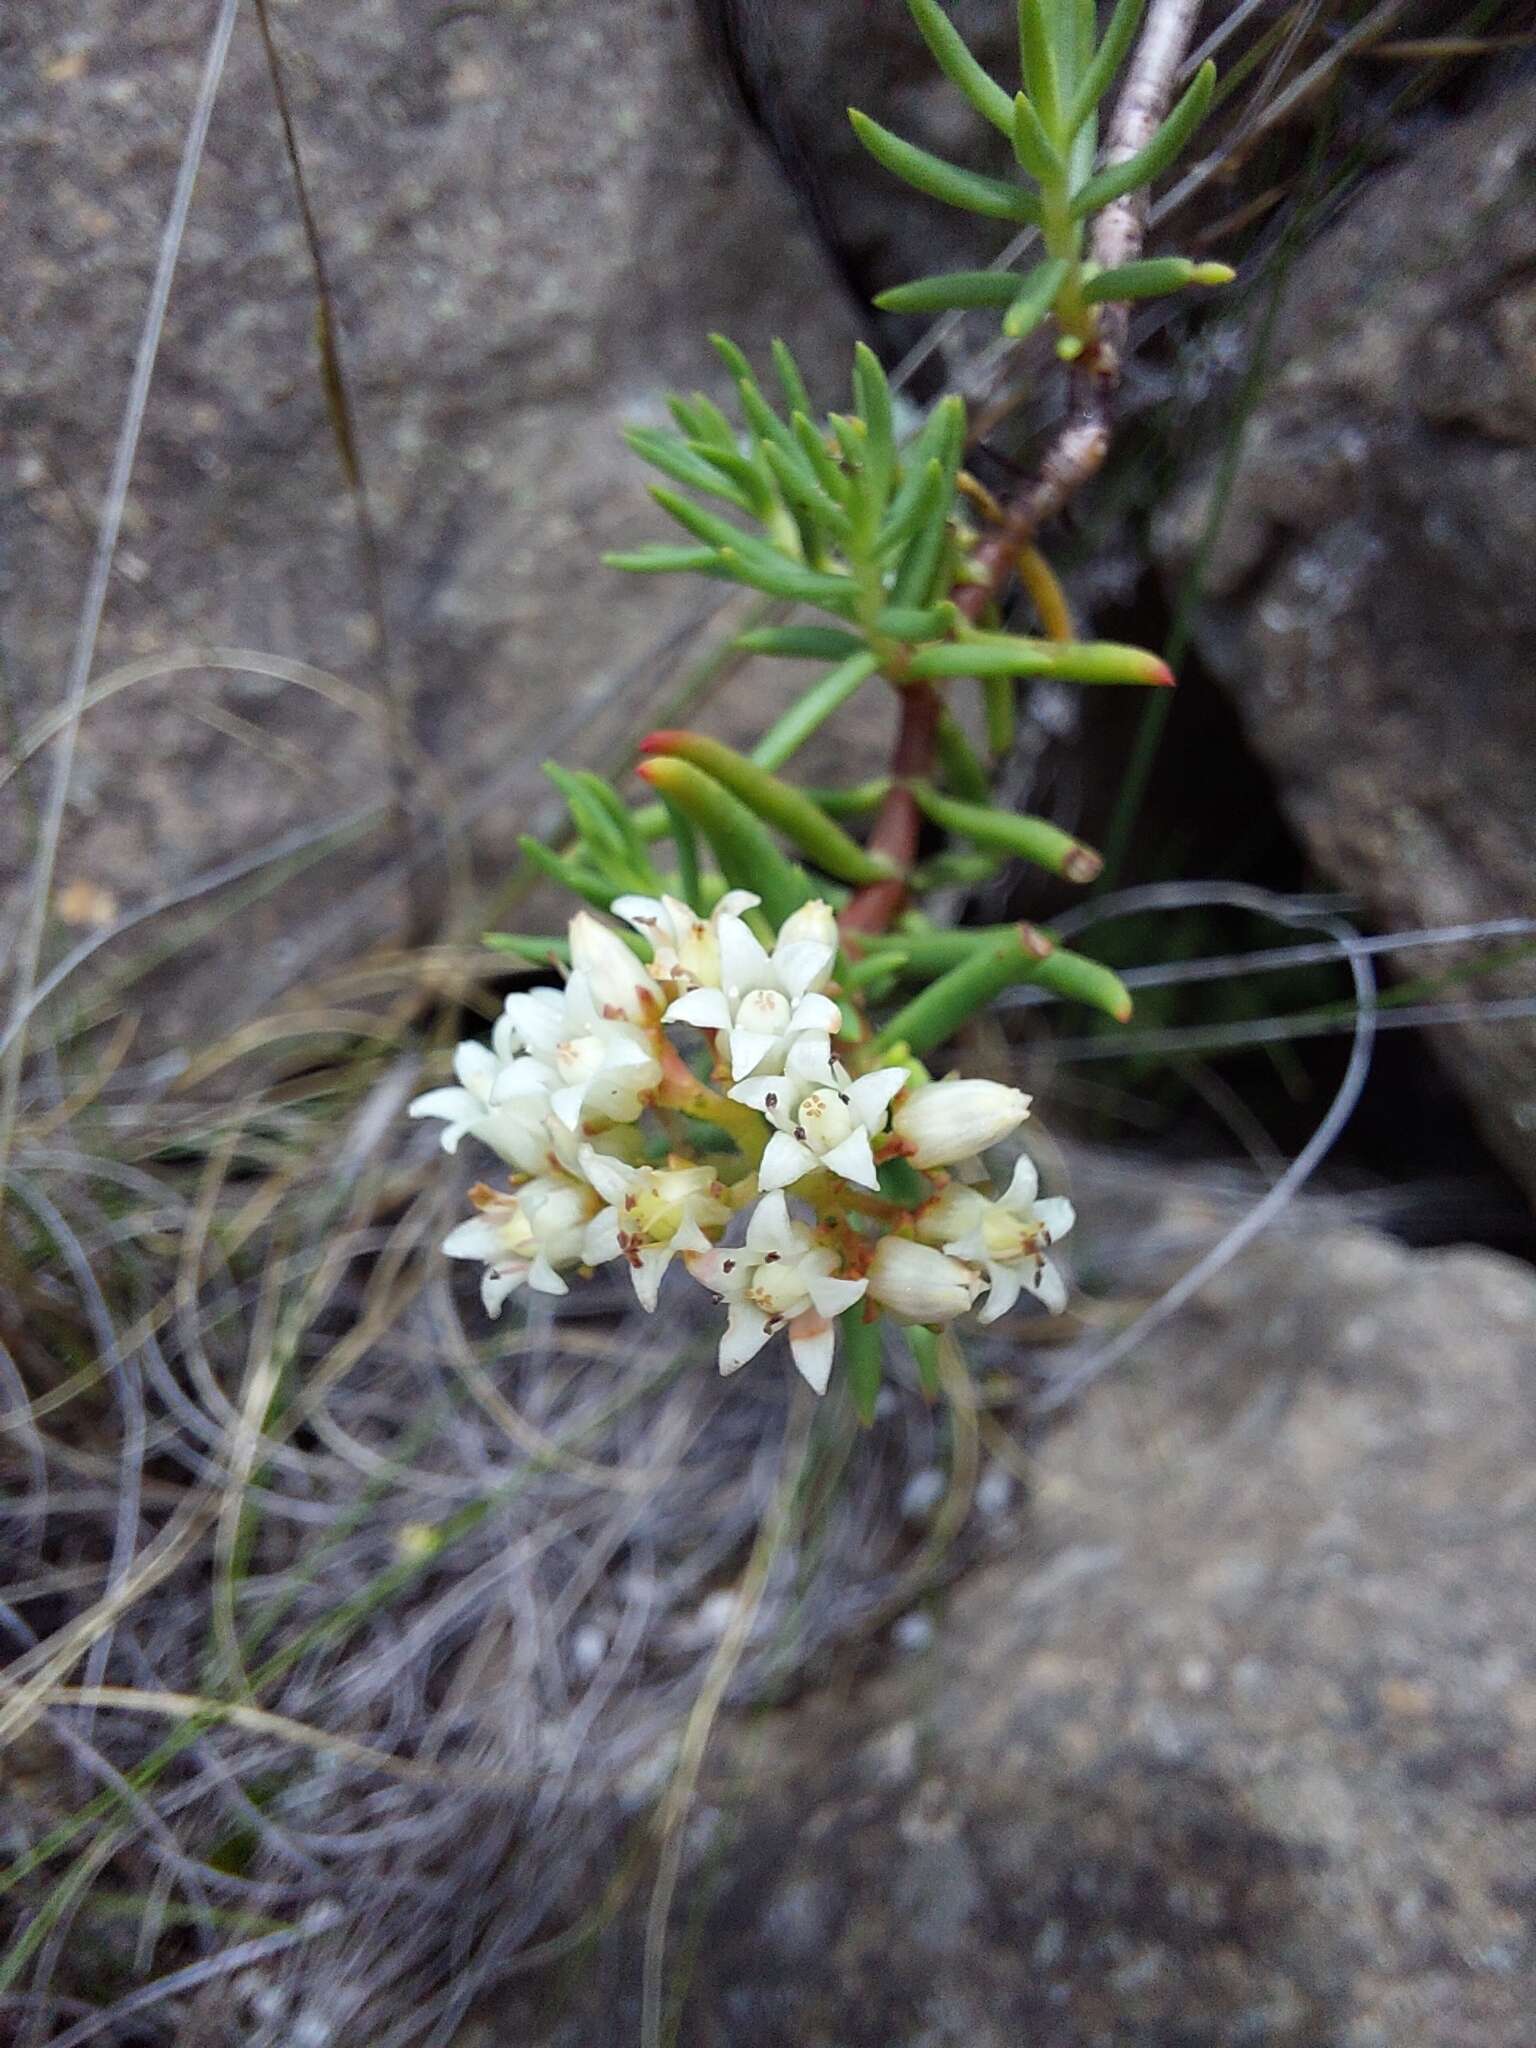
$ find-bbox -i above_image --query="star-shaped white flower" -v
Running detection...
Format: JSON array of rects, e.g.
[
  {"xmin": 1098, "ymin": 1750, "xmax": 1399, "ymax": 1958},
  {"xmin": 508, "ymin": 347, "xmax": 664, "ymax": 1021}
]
[
  {"xmin": 492, "ymin": 975, "xmax": 662, "ymax": 1133},
  {"xmin": 729, "ymin": 1037, "xmax": 906, "ymax": 1193},
  {"xmin": 442, "ymin": 1172, "xmax": 600, "ymax": 1314},
  {"xmin": 664, "ymin": 903, "xmax": 841, "ymax": 1081},
  {"xmin": 409, "ymin": 1013, "xmax": 574, "ymax": 1173},
  {"xmin": 611, "ymin": 889, "xmax": 762, "ymax": 992},
  {"xmin": 918, "ymin": 1156, "xmax": 1075, "ymax": 1322},
  {"xmin": 578, "ymin": 1146, "xmax": 731, "ymax": 1310},
  {"xmin": 687, "ymin": 1192, "xmax": 868, "ymax": 1394}
]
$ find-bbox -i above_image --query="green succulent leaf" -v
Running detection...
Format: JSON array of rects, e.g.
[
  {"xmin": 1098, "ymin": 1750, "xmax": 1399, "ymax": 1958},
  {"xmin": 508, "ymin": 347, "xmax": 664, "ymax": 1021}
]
[
  {"xmin": 907, "ymin": 634, "xmax": 1172, "ymax": 684},
  {"xmin": 908, "ymin": 0, "xmax": 1015, "ymax": 136},
  {"xmin": 659, "ymin": 793, "xmax": 702, "ymax": 910},
  {"xmin": 872, "ymin": 925, "xmax": 1130, "ymax": 1054},
  {"xmin": 516, "ymin": 835, "xmax": 617, "ymax": 914},
  {"xmin": 483, "ymin": 930, "xmax": 573, "ymax": 965},
  {"xmin": 1011, "ymin": 90, "xmax": 1063, "ymax": 183},
  {"xmin": 715, "ymin": 548, "xmax": 859, "ymax": 612},
  {"xmin": 790, "ymin": 410, "xmax": 848, "ymax": 502},
  {"xmin": 1017, "ymin": 1, "xmax": 1064, "ymax": 145},
  {"xmin": 874, "ymin": 269, "xmax": 1021, "ymax": 316},
  {"xmin": 751, "ymin": 650, "xmax": 882, "ymax": 772},
  {"xmin": 1067, "ymin": 0, "xmax": 1146, "ymax": 136},
  {"xmin": 635, "ymin": 756, "xmax": 813, "ymax": 926},
  {"xmin": 1070, "ymin": 60, "xmax": 1216, "ymax": 219},
  {"xmin": 708, "ymin": 331, "xmax": 758, "ymax": 390},
  {"xmin": 624, "ymin": 427, "xmax": 755, "ymax": 511},
  {"xmin": 734, "ymin": 626, "xmax": 867, "ymax": 661},
  {"xmin": 849, "ymin": 109, "xmax": 1042, "ymax": 223},
  {"xmin": 984, "ymin": 672, "xmax": 1016, "ymax": 756},
  {"xmin": 671, "ymin": 391, "xmax": 738, "ymax": 452},
  {"xmin": 1081, "ymin": 256, "xmax": 1235, "ymax": 302},
  {"xmin": 644, "ymin": 732, "xmax": 896, "ymax": 886},
  {"xmin": 933, "ymin": 712, "xmax": 991, "ymax": 803},
  {"xmin": 603, "ymin": 544, "xmax": 723, "ymax": 575},
  {"xmin": 770, "ymin": 337, "xmax": 814, "ymax": 420},
  {"xmin": 909, "ymin": 783, "xmax": 1103, "ymax": 882},
  {"xmin": 875, "ymin": 601, "xmax": 958, "ymax": 641},
  {"xmin": 876, "ymin": 458, "xmax": 949, "ymax": 563},
  {"xmin": 1002, "ymin": 255, "xmax": 1071, "ymax": 339},
  {"xmin": 762, "ymin": 439, "xmax": 854, "ymax": 544},
  {"xmin": 842, "ymin": 1307, "xmax": 885, "ymax": 1426},
  {"xmin": 906, "ymin": 1323, "xmax": 942, "ymax": 1400},
  {"xmin": 852, "ymin": 341, "xmax": 896, "ymax": 510}
]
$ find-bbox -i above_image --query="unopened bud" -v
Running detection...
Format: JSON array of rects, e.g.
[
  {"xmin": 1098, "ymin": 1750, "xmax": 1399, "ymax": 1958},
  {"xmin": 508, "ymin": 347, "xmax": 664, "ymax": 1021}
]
[
  {"xmin": 892, "ymin": 1078, "xmax": 1031, "ymax": 1169},
  {"xmin": 867, "ymin": 1237, "xmax": 983, "ymax": 1324},
  {"xmin": 777, "ymin": 898, "xmax": 838, "ymax": 954},
  {"xmin": 569, "ymin": 911, "xmax": 659, "ymax": 1019}
]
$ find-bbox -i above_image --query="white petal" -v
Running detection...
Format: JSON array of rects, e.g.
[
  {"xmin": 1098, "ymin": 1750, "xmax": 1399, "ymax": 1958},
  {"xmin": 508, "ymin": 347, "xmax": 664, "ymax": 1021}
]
[
  {"xmin": 453, "ymin": 1040, "xmax": 499, "ymax": 1098},
  {"xmin": 576, "ymin": 1147, "xmax": 635, "ymax": 1205},
  {"xmin": 442, "ymin": 1218, "xmax": 504, "ymax": 1262},
  {"xmin": 666, "ymin": 988, "xmax": 732, "ymax": 1032},
  {"xmin": 787, "ymin": 1317, "xmax": 835, "ymax": 1395},
  {"xmin": 716, "ymin": 889, "xmax": 761, "ymax": 919},
  {"xmin": 787, "ymin": 992, "xmax": 842, "ymax": 1037},
  {"xmin": 601, "ymin": 1035, "xmax": 655, "ymax": 1072},
  {"xmin": 1003, "ymin": 1153, "xmax": 1040, "ymax": 1208},
  {"xmin": 719, "ymin": 1303, "xmax": 773, "ymax": 1375},
  {"xmin": 717, "ymin": 915, "xmax": 774, "ymax": 999},
  {"xmin": 482, "ymin": 1270, "xmax": 521, "ymax": 1318},
  {"xmin": 784, "ymin": 1034, "xmax": 839, "ymax": 1085},
  {"xmin": 582, "ymin": 1211, "xmax": 622, "ymax": 1264},
  {"xmin": 689, "ymin": 1248, "xmax": 751, "ymax": 1302},
  {"xmin": 527, "ymin": 1255, "xmax": 571, "ymax": 1297},
  {"xmin": 773, "ymin": 939, "xmax": 833, "ymax": 1002},
  {"xmin": 610, "ymin": 892, "xmax": 663, "ymax": 929},
  {"xmin": 550, "ymin": 1085, "xmax": 586, "ymax": 1131},
  {"xmin": 672, "ymin": 1216, "xmax": 713, "ymax": 1254},
  {"xmin": 976, "ymin": 1262, "xmax": 1022, "ymax": 1326},
  {"xmin": 1033, "ymin": 1197, "xmax": 1076, "ymax": 1245},
  {"xmin": 744, "ymin": 1190, "xmax": 796, "ymax": 1254},
  {"xmin": 409, "ymin": 1086, "xmax": 477, "ymax": 1125},
  {"xmin": 806, "ymin": 1273, "xmax": 867, "ymax": 1319},
  {"xmin": 629, "ymin": 1249, "xmax": 671, "ymax": 1311},
  {"xmin": 502, "ymin": 991, "xmax": 564, "ymax": 1057},
  {"xmin": 490, "ymin": 1057, "xmax": 556, "ymax": 1104},
  {"xmin": 728, "ymin": 1074, "xmax": 791, "ymax": 1119},
  {"xmin": 1031, "ymin": 1256, "xmax": 1069, "ymax": 1315},
  {"xmin": 759, "ymin": 1131, "xmax": 816, "ymax": 1192},
  {"xmin": 818, "ymin": 1128, "xmax": 878, "ymax": 1190},
  {"xmin": 728, "ymin": 1029, "xmax": 780, "ymax": 1082},
  {"xmin": 846, "ymin": 1066, "xmax": 906, "ymax": 1132}
]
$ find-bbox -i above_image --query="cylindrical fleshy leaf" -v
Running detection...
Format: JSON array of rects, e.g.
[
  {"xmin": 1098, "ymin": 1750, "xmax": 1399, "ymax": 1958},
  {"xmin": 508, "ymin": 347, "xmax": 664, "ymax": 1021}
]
[
  {"xmin": 910, "ymin": 784, "xmax": 1103, "ymax": 883},
  {"xmin": 634, "ymin": 756, "xmax": 812, "ymax": 927},
  {"xmin": 641, "ymin": 731, "xmax": 897, "ymax": 887}
]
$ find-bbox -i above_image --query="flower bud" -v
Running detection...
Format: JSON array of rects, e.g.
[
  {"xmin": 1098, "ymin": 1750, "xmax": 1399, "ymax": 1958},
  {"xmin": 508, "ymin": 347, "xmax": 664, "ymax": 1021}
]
[
  {"xmin": 867, "ymin": 1237, "xmax": 983, "ymax": 1324},
  {"xmin": 568, "ymin": 911, "xmax": 660, "ymax": 1020},
  {"xmin": 777, "ymin": 899, "xmax": 838, "ymax": 955},
  {"xmin": 891, "ymin": 1079, "xmax": 1031, "ymax": 1169}
]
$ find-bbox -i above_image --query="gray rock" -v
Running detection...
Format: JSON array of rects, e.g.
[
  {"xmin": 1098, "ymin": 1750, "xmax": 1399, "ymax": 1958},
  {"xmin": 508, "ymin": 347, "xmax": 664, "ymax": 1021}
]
[
  {"xmin": 3, "ymin": 1, "xmax": 856, "ymax": 1042},
  {"xmin": 1155, "ymin": 81, "xmax": 1536, "ymax": 1204},
  {"xmin": 563, "ymin": 1227, "xmax": 1536, "ymax": 2045}
]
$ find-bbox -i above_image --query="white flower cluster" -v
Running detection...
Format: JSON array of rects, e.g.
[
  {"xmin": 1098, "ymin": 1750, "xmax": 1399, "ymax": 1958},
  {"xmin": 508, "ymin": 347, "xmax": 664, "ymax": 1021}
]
[{"xmin": 411, "ymin": 896, "xmax": 1075, "ymax": 1392}]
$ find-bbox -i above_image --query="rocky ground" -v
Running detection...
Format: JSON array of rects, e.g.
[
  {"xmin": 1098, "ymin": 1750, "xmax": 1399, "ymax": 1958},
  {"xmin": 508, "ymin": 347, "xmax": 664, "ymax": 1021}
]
[{"xmin": 504, "ymin": 1226, "xmax": 1536, "ymax": 2046}]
